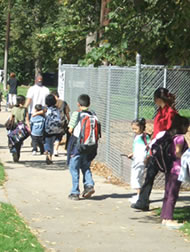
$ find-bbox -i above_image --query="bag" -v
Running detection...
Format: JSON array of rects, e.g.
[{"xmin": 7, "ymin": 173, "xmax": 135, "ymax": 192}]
[
  {"xmin": 45, "ymin": 107, "xmax": 64, "ymax": 135},
  {"xmin": 5, "ymin": 116, "xmax": 16, "ymax": 130},
  {"xmin": 8, "ymin": 122, "xmax": 30, "ymax": 146},
  {"xmin": 148, "ymin": 131, "xmax": 174, "ymax": 173},
  {"xmin": 73, "ymin": 111, "xmax": 101, "ymax": 154}
]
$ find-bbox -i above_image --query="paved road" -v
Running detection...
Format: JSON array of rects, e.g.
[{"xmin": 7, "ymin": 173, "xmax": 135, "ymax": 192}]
[{"xmin": 0, "ymin": 106, "xmax": 190, "ymax": 252}]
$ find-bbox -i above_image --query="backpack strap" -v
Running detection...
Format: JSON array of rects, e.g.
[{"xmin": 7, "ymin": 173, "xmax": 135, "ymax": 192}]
[{"xmin": 142, "ymin": 133, "xmax": 150, "ymax": 152}]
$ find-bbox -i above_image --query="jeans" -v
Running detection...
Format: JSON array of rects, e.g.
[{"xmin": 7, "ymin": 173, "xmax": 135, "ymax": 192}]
[
  {"xmin": 44, "ymin": 135, "xmax": 56, "ymax": 155},
  {"xmin": 31, "ymin": 135, "xmax": 44, "ymax": 153},
  {"xmin": 69, "ymin": 154, "xmax": 94, "ymax": 195}
]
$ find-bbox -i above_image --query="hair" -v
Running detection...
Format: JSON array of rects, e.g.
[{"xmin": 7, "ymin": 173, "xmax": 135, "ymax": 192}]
[
  {"xmin": 10, "ymin": 72, "xmax": 16, "ymax": 78},
  {"xmin": 78, "ymin": 94, "xmax": 90, "ymax": 107},
  {"xmin": 169, "ymin": 114, "xmax": 189, "ymax": 135},
  {"xmin": 154, "ymin": 87, "xmax": 175, "ymax": 108},
  {"xmin": 35, "ymin": 104, "xmax": 43, "ymax": 111},
  {"xmin": 51, "ymin": 90, "xmax": 59, "ymax": 98},
  {"xmin": 45, "ymin": 94, "xmax": 56, "ymax": 107},
  {"xmin": 15, "ymin": 95, "xmax": 25, "ymax": 107},
  {"xmin": 132, "ymin": 118, "xmax": 146, "ymax": 131}
]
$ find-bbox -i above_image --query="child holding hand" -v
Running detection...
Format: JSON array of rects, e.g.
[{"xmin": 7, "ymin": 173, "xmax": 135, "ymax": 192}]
[{"xmin": 128, "ymin": 118, "xmax": 150, "ymax": 203}]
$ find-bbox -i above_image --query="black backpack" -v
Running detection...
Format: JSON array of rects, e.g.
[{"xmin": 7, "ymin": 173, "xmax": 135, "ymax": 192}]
[{"xmin": 148, "ymin": 131, "xmax": 174, "ymax": 173}]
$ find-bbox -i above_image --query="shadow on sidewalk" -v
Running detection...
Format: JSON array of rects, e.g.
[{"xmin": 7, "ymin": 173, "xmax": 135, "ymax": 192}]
[
  {"xmin": 86, "ymin": 193, "xmax": 135, "ymax": 201},
  {"xmin": 6, "ymin": 159, "xmax": 68, "ymax": 171}
]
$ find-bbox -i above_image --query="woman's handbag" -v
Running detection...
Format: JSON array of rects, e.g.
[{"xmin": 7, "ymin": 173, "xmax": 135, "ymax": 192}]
[{"xmin": 5, "ymin": 116, "xmax": 16, "ymax": 130}]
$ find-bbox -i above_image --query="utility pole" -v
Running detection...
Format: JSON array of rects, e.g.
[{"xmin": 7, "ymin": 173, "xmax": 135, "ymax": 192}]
[{"xmin": 3, "ymin": 0, "xmax": 11, "ymax": 91}]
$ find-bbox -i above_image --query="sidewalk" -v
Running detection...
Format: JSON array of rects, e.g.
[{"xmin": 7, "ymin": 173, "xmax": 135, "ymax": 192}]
[{"xmin": 0, "ymin": 106, "xmax": 190, "ymax": 252}]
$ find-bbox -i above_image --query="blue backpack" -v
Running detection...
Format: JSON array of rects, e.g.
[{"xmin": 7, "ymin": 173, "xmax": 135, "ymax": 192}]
[{"xmin": 45, "ymin": 107, "xmax": 63, "ymax": 135}]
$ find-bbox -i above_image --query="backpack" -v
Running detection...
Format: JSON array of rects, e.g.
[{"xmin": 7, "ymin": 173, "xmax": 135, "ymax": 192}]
[
  {"xmin": 73, "ymin": 111, "xmax": 101, "ymax": 154},
  {"xmin": 45, "ymin": 107, "xmax": 64, "ymax": 135},
  {"xmin": 148, "ymin": 131, "xmax": 174, "ymax": 173},
  {"xmin": 8, "ymin": 122, "xmax": 30, "ymax": 146}
]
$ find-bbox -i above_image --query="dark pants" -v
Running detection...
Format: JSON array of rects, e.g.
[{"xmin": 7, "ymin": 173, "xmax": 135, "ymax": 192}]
[
  {"xmin": 10, "ymin": 142, "xmax": 22, "ymax": 160},
  {"xmin": 135, "ymin": 157, "xmax": 159, "ymax": 208},
  {"xmin": 31, "ymin": 135, "xmax": 44, "ymax": 154},
  {"xmin": 161, "ymin": 173, "xmax": 181, "ymax": 220}
]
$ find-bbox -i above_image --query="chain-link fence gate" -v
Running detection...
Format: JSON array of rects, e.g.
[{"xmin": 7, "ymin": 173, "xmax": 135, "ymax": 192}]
[{"xmin": 58, "ymin": 55, "xmax": 190, "ymax": 189}]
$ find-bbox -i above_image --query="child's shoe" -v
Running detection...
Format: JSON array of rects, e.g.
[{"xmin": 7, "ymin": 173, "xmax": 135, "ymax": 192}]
[
  {"xmin": 68, "ymin": 194, "xmax": 80, "ymax": 200},
  {"xmin": 46, "ymin": 155, "xmax": 53, "ymax": 165},
  {"xmin": 54, "ymin": 150, "xmax": 58, "ymax": 157},
  {"xmin": 82, "ymin": 186, "xmax": 95, "ymax": 198}
]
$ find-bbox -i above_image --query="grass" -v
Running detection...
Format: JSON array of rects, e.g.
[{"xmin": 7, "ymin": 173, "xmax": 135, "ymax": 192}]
[
  {"xmin": 0, "ymin": 162, "xmax": 5, "ymax": 186},
  {"xmin": 155, "ymin": 206, "xmax": 190, "ymax": 237},
  {"xmin": 0, "ymin": 203, "xmax": 45, "ymax": 251},
  {"xmin": 0, "ymin": 163, "xmax": 44, "ymax": 251}
]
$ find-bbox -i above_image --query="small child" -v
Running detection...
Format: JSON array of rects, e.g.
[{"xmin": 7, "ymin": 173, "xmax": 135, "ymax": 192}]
[
  {"xmin": 30, "ymin": 104, "xmax": 45, "ymax": 155},
  {"xmin": 128, "ymin": 118, "xmax": 150, "ymax": 203},
  {"xmin": 161, "ymin": 115, "xmax": 189, "ymax": 229}
]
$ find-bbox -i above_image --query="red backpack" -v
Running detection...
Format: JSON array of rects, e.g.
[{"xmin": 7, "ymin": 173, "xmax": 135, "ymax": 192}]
[{"xmin": 73, "ymin": 111, "xmax": 101, "ymax": 154}]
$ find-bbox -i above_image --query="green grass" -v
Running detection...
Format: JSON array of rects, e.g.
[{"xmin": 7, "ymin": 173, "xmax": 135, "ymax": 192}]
[
  {"xmin": 0, "ymin": 203, "xmax": 45, "ymax": 251},
  {"xmin": 155, "ymin": 206, "xmax": 190, "ymax": 236},
  {"xmin": 0, "ymin": 162, "xmax": 5, "ymax": 186}
]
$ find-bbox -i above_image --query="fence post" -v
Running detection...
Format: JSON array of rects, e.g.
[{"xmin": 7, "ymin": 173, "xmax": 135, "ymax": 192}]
[
  {"xmin": 105, "ymin": 66, "xmax": 111, "ymax": 163},
  {"xmin": 135, "ymin": 53, "xmax": 141, "ymax": 119},
  {"xmin": 163, "ymin": 67, "xmax": 167, "ymax": 88}
]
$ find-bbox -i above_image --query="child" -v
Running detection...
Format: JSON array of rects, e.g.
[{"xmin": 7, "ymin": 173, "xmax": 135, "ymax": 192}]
[
  {"xmin": 30, "ymin": 104, "xmax": 45, "ymax": 155},
  {"xmin": 67, "ymin": 94, "xmax": 97, "ymax": 200},
  {"xmin": 51, "ymin": 90, "xmax": 70, "ymax": 156},
  {"xmin": 44, "ymin": 94, "xmax": 62, "ymax": 164},
  {"xmin": 132, "ymin": 87, "xmax": 178, "ymax": 211},
  {"xmin": 161, "ymin": 115, "xmax": 189, "ymax": 229},
  {"xmin": 8, "ymin": 95, "xmax": 30, "ymax": 162},
  {"xmin": 128, "ymin": 118, "xmax": 150, "ymax": 203}
]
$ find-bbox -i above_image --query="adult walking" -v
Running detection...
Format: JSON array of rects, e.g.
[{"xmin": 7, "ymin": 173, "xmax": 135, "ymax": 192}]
[
  {"xmin": 7, "ymin": 72, "xmax": 18, "ymax": 108},
  {"xmin": 131, "ymin": 87, "xmax": 178, "ymax": 211},
  {"xmin": 25, "ymin": 74, "xmax": 50, "ymax": 118}
]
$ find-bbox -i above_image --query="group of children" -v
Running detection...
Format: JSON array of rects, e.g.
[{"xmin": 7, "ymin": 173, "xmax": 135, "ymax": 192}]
[
  {"xmin": 129, "ymin": 87, "xmax": 190, "ymax": 229},
  {"xmin": 5, "ymin": 87, "xmax": 190, "ymax": 226},
  {"xmin": 7, "ymin": 91, "xmax": 70, "ymax": 164}
]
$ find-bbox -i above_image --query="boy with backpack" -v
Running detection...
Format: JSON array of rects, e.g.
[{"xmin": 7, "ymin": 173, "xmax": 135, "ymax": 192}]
[{"xmin": 67, "ymin": 94, "xmax": 101, "ymax": 200}]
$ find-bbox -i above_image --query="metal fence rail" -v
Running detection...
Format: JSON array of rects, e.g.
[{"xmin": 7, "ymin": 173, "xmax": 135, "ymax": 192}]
[{"xmin": 58, "ymin": 55, "xmax": 190, "ymax": 189}]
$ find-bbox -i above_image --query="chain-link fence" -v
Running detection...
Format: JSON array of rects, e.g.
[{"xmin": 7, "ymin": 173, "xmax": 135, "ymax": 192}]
[{"xmin": 58, "ymin": 55, "xmax": 190, "ymax": 189}]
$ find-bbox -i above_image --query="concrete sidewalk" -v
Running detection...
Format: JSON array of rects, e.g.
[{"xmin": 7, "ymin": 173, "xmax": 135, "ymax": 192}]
[{"xmin": 0, "ymin": 108, "xmax": 190, "ymax": 252}]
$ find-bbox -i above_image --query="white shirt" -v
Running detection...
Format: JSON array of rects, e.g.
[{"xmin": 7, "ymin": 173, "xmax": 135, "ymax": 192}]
[{"xmin": 26, "ymin": 84, "xmax": 50, "ymax": 114}]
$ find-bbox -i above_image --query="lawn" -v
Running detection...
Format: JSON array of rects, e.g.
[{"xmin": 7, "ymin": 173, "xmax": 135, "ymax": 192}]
[
  {"xmin": 0, "ymin": 163, "xmax": 44, "ymax": 251},
  {"xmin": 155, "ymin": 207, "xmax": 190, "ymax": 237},
  {"xmin": 0, "ymin": 162, "xmax": 5, "ymax": 186},
  {"xmin": 0, "ymin": 203, "xmax": 45, "ymax": 251}
]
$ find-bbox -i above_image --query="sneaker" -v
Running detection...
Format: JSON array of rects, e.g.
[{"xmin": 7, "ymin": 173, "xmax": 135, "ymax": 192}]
[
  {"xmin": 128, "ymin": 195, "xmax": 139, "ymax": 204},
  {"xmin": 131, "ymin": 203, "xmax": 149, "ymax": 211},
  {"xmin": 32, "ymin": 151, "xmax": 37, "ymax": 156},
  {"xmin": 82, "ymin": 186, "xmax": 95, "ymax": 198},
  {"xmin": 54, "ymin": 150, "xmax": 58, "ymax": 157},
  {"xmin": 46, "ymin": 156, "xmax": 53, "ymax": 165},
  {"xmin": 165, "ymin": 221, "xmax": 184, "ymax": 230},
  {"xmin": 12, "ymin": 152, "xmax": 19, "ymax": 162},
  {"xmin": 68, "ymin": 194, "xmax": 80, "ymax": 200}
]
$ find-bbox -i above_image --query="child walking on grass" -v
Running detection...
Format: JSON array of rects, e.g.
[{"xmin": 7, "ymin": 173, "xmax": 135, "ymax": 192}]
[{"xmin": 128, "ymin": 118, "xmax": 150, "ymax": 203}]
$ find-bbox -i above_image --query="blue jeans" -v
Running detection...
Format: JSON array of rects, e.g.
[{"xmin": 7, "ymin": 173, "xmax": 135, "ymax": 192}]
[
  {"xmin": 44, "ymin": 135, "xmax": 56, "ymax": 155},
  {"xmin": 69, "ymin": 154, "xmax": 94, "ymax": 195}
]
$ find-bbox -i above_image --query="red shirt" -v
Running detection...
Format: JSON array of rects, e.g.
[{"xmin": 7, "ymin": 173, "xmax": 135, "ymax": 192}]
[{"xmin": 153, "ymin": 105, "xmax": 178, "ymax": 138}]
